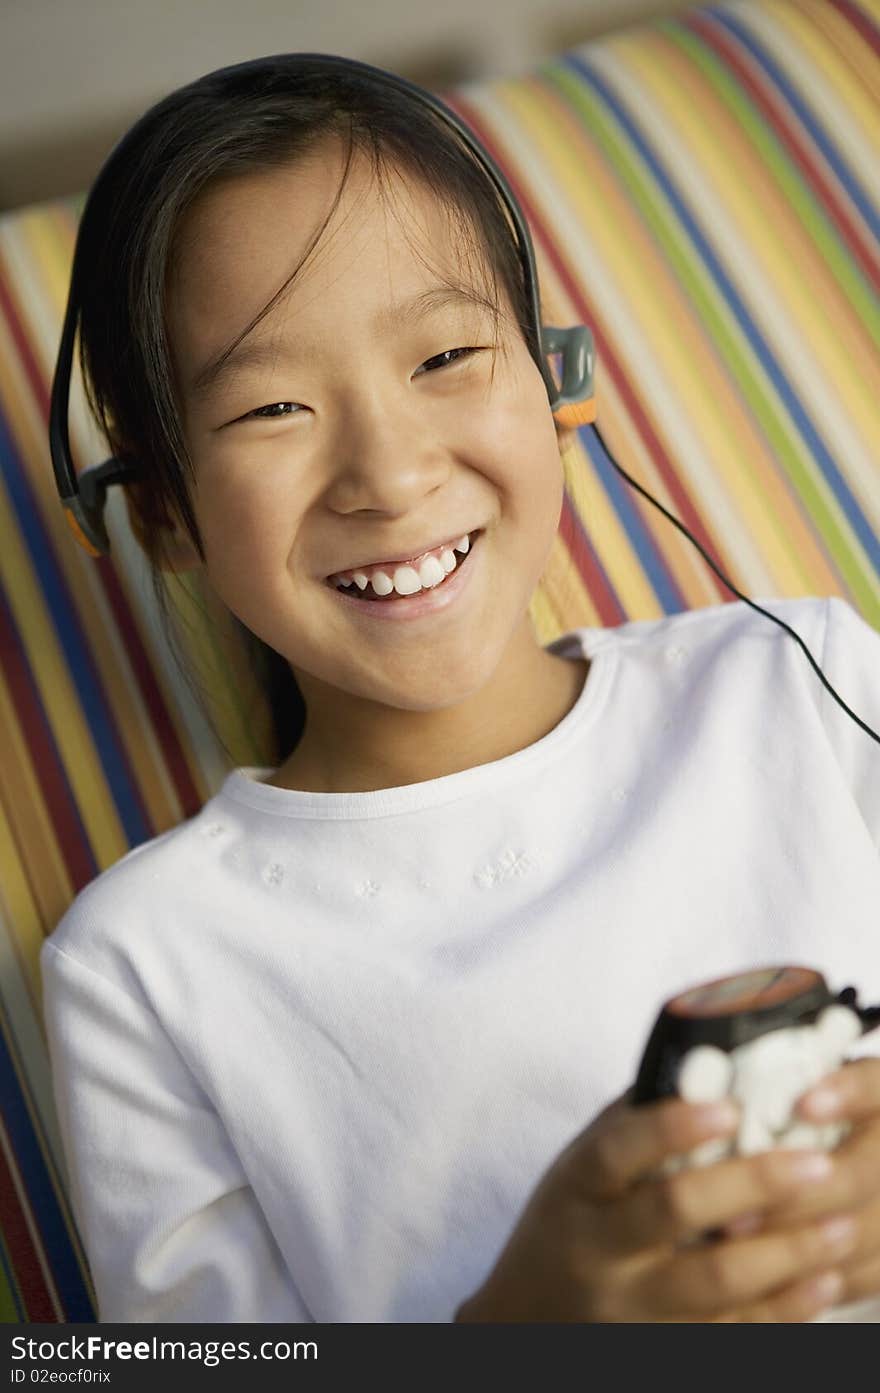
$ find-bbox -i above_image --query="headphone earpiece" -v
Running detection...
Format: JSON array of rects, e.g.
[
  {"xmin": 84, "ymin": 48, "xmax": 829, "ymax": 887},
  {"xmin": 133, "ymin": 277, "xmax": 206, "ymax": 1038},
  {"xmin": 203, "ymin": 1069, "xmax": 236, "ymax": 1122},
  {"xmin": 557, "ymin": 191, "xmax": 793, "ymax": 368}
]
[{"xmin": 542, "ymin": 324, "xmax": 595, "ymax": 429}]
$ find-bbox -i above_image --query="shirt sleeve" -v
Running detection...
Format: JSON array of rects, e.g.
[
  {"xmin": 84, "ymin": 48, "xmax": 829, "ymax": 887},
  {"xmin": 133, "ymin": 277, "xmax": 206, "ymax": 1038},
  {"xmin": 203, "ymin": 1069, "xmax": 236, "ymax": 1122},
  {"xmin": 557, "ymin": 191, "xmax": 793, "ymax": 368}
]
[
  {"xmin": 40, "ymin": 940, "xmax": 314, "ymax": 1323},
  {"xmin": 815, "ymin": 597, "xmax": 880, "ymax": 850}
]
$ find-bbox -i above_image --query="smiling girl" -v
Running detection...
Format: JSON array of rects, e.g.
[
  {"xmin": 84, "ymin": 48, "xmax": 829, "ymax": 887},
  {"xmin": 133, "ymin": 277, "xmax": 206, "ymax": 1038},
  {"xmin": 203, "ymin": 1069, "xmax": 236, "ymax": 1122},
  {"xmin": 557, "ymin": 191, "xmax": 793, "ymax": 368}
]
[
  {"xmin": 41, "ymin": 55, "xmax": 880, "ymax": 1323},
  {"xmin": 159, "ymin": 132, "xmax": 588, "ymax": 793}
]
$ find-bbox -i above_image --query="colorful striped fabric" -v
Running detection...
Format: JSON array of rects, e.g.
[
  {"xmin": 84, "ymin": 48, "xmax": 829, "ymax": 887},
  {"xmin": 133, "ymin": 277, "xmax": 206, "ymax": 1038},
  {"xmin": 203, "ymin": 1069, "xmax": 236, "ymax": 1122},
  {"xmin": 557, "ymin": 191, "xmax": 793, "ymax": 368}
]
[{"xmin": 1, "ymin": 0, "xmax": 877, "ymax": 1323}]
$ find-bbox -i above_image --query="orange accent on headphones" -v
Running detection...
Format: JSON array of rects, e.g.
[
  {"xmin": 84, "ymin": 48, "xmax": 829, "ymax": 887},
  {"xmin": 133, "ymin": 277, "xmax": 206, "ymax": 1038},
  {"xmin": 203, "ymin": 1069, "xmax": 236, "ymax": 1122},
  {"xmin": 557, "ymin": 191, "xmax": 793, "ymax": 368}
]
[
  {"xmin": 65, "ymin": 509, "xmax": 102, "ymax": 557},
  {"xmin": 552, "ymin": 397, "xmax": 597, "ymax": 429}
]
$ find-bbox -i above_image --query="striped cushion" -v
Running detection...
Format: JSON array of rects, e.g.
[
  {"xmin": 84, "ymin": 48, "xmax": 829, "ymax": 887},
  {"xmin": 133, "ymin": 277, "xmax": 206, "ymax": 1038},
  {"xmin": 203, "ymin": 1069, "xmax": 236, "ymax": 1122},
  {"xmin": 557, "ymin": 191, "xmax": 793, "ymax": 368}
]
[{"xmin": 1, "ymin": 0, "xmax": 877, "ymax": 1322}]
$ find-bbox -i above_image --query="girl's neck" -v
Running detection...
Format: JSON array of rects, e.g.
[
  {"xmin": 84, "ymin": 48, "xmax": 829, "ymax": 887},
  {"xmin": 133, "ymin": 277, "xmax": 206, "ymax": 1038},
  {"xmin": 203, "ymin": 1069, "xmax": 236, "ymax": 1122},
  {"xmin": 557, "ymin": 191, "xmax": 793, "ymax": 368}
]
[{"xmin": 264, "ymin": 634, "xmax": 590, "ymax": 795}]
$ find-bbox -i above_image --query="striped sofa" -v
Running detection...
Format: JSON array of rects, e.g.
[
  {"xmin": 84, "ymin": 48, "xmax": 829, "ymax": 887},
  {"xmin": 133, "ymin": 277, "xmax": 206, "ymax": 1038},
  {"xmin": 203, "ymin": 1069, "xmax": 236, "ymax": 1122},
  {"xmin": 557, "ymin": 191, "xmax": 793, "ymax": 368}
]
[{"xmin": 1, "ymin": 0, "xmax": 877, "ymax": 1323}]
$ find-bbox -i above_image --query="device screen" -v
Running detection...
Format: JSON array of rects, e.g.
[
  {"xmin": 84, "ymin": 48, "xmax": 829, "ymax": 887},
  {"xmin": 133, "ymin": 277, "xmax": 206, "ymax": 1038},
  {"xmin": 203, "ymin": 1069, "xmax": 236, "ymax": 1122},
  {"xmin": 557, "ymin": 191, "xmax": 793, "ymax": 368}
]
[{"xmin": 667, "ymin": 965, "xmax": 821, "ymax": 1018}]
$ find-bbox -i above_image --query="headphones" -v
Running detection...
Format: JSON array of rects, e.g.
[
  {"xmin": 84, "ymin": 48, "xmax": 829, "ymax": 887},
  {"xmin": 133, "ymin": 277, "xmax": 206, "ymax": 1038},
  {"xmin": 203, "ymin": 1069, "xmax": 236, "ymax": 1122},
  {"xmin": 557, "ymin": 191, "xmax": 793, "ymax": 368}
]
[{"xmin": 49, "ymin": 52, "xmax": 879, "ymax": 749}]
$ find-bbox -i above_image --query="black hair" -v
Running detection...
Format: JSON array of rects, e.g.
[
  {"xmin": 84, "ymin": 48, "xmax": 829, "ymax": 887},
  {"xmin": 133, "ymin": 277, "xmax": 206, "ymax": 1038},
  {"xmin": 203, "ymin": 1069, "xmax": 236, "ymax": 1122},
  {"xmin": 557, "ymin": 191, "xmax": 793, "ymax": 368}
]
[{"xmin": 75, "ymin": 57, "xmax": 541, "ymax": 766}]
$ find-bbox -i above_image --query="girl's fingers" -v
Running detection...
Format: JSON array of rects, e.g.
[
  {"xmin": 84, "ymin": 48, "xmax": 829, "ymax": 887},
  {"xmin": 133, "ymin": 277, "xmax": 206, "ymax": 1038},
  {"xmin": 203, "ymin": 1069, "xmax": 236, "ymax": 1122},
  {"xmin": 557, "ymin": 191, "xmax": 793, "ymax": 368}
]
[
  {"xmin": 569, "ymin": 1094, "xmax": 739, "ymax": 1203},
  {"xmin": 835, "ymin": 1250, "xmax": 880, "ymax": 1306},
  {"xmin": 600, "ymin": 1147, "xmax": 834, "ymax": 1253},
  {"xmin": 742, "ymin": 1180, "xmax": 880, "ymax": 1311},
  {"xmin": 797, "ymin": 1058, "xmax": 880, "ymax": 1128},
  {"xmin": 763, "ymin": 1117, "xmax": 880, "ymax": 1228},
  {"xmin": 633, "ymin": 1211, "xmax": 858, "ymax": 1319},
  {"xmin": 712, "ymin": 1269, "xmax": 845, "ymax": 1323},
  {"xmin": 819, "ymin": 1189, "xmax": 880, "ymax": 1303}
]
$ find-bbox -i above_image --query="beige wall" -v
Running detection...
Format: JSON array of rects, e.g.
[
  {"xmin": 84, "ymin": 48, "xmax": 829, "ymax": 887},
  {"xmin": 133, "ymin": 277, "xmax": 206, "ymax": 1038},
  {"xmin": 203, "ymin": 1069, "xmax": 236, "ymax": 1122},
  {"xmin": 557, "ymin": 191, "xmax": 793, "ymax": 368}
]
[{"xmin": 1, "ymin": 0, "xmax": 689, "ymax": 212}]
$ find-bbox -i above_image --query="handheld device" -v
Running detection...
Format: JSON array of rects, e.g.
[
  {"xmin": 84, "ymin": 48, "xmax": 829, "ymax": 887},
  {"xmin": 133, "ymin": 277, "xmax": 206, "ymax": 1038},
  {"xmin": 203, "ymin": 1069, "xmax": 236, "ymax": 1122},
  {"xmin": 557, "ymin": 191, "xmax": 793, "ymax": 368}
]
[{"xmin": 633, "ymin": 965, "xmax": 880, "ymax": 1171}]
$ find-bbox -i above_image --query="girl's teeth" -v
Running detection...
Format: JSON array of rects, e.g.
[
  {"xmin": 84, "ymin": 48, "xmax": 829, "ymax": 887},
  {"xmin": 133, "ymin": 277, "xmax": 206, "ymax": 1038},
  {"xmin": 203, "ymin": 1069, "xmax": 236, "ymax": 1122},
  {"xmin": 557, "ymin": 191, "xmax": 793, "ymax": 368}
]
[
  {"xmin": 373, "ymin": 560, "xmax": 444, "ymax": 598},
  {"xmin": 418, "ymin": 554, "xmax": 446, "ymax": 588},
  {"xmin": 336, "ymin": 532, "xmax": 476, "ymax": 599}
]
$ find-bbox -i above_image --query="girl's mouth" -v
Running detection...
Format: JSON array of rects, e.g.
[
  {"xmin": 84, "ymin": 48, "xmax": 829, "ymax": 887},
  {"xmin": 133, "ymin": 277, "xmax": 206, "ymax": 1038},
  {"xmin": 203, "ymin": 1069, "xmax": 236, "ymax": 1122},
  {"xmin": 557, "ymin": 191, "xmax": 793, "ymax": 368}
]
[{"xmin": 325, "ymin": 529, "xmax": 483, "ymax": 622}]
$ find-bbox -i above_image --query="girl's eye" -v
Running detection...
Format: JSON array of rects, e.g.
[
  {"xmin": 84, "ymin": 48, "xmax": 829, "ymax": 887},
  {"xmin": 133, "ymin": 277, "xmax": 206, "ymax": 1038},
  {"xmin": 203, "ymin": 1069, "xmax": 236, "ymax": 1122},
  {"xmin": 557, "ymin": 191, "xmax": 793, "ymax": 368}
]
[
  {"xmin": 414, "ymin": 346, "xmax": 481, "ymax": 374},
  {"xmin": 239, "ymin": 347, "xmax": 481, "ymax": 422},
  {"xmin": 245, "ymin": 401, "xmax": 303, "ymax": 421}
]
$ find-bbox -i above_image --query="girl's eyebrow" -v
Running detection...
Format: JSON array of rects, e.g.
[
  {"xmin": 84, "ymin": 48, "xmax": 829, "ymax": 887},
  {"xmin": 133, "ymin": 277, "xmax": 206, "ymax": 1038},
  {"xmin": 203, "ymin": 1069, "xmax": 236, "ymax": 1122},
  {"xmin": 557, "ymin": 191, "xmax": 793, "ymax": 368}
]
[{"xmin": 189, "ymin": 284, "xmax": 488, "ymax": 403}]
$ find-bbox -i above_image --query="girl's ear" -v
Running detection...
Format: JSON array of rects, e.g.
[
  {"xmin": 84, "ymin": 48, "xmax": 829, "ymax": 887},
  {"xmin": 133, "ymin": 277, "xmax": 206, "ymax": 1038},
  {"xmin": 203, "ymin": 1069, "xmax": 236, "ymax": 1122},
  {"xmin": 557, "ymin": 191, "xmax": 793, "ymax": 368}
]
[{"xmin": 122, "ymin": 482, "xmax": 203, "ymax": 573}]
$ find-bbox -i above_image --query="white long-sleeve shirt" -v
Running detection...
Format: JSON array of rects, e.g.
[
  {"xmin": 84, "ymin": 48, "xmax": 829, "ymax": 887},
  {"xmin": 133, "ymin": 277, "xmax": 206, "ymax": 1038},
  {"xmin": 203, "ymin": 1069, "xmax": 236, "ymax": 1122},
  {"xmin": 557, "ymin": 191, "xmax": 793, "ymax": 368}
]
[{"xmin": 40, "ymin": 595, "xmax": 880, "ymax": 1323}]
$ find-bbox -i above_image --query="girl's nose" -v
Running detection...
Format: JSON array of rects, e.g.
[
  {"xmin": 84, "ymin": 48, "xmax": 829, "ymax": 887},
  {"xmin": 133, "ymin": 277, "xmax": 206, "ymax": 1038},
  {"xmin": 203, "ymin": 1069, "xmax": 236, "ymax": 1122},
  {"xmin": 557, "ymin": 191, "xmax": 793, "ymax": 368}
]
[{"xmin": 324, "ymin": 392, "xmax": 451, "ymax": 513}]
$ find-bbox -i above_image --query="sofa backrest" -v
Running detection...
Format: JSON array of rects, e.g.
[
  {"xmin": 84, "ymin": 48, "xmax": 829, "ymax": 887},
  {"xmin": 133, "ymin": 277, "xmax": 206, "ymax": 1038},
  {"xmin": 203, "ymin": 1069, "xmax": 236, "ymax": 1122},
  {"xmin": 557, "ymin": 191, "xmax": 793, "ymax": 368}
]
[{"xmin": 1, "ymin": 0, "xmax": 877, "ymax": 1321}]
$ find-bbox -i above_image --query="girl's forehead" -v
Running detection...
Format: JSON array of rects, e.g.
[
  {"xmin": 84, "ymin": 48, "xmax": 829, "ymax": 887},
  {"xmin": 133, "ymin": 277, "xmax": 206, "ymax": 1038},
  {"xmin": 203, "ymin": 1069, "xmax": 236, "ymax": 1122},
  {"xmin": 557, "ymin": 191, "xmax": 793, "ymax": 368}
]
[
  {"xmin": 167, "ymin": 144, "xmax": 494, "ymax": 339},
  {"xmin": 172, "ymin": 142, "xmax": 471, "ymax": 287}
]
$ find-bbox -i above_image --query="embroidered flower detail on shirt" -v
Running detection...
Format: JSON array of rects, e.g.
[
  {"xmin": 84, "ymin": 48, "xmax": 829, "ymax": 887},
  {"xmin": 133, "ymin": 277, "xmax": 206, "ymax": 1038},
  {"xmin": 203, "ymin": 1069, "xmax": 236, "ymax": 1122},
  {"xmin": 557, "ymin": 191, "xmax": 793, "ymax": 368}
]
[
  {"xmin": 474, "ymin": 848, "xmax": 533, "ymax": 889},
  {"xmin": 612, "ymin": 787, "xmax": 630, "ymax": 803},
  {"xmin": 665, "ymin": 645, "xmax": 687, "ymax": 664},
  {"xmin": 200, "ymin": 821, "xmax": 226, "ymax": 839},
  {"xmin": 262, "ymin": 863, "xmax": 284, "ymax": 887},
  {"xmin": 417, "ymin": 878, "xmax": 433, "ymax": 891},
  {"xmin": 197, "ymin": 813, "xmax": 226, "ymax": 835},
  {"xmin": 356, "ymin": 879, "xmax": 381, "ymax": 898}
]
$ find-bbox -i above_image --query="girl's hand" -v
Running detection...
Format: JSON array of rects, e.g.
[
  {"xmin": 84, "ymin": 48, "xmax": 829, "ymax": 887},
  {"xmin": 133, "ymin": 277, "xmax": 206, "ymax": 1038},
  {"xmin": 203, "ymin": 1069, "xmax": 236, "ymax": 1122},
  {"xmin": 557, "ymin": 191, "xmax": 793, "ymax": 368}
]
[
  {"xmin": 454, "ymin": 1088, "xmax": 855, "ymax": 1322},
  {"xmin": 721, "ymin": 1058, "xmax": 880, "ymax": 1308}
]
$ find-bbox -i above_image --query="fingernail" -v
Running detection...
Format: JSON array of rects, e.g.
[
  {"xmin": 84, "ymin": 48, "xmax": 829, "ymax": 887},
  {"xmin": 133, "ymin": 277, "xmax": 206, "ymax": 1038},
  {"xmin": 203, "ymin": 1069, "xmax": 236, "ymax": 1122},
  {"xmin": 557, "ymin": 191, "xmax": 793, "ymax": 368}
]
[
  {"xmin": 806, "ymin": 1271, "xmax": 844, "ymax": 1307},
  {"xmin": 820, "ymin": 1216, "xmax": 856, "ymax": 1252},
  {"xmin": 800, "ymin": 1087, "xmax": 843, "ymax": 1120},
  {"xmin": 786, "ymin": 1151, "xmax": 833, "ymax": 1182},
  {"xmin": 693, "ymin": 1101, "xmax": 739, "ymax": 1133},
  {"xmin": 725, "ymin": 1212, "xmax": 762, "ymax": 1237}
]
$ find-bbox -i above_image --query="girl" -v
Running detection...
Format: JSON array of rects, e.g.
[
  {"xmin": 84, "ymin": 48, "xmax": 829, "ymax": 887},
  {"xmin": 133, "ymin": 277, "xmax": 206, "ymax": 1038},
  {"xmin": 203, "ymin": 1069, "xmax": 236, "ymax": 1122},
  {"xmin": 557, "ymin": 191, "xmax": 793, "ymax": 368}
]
[{"xmin": 41, "ymin": 54, "xmax": 880, "ymax": 1324}]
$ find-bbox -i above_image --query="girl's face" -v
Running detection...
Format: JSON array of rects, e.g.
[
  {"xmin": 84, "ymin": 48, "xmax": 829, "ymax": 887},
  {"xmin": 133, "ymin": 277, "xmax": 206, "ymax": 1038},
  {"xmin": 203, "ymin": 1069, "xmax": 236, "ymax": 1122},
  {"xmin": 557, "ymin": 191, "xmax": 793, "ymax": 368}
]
[{"xmin": 164, "ymin": 136, "xmax": 570, "ymax": 717}]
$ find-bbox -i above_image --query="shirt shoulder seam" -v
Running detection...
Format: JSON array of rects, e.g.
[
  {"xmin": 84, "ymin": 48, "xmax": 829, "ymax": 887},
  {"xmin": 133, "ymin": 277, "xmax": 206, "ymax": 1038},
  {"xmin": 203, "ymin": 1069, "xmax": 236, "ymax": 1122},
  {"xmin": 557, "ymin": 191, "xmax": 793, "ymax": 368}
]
[{"xmin": 42, "ymin": 939, "xmax": 153, "ymax": 1016}]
